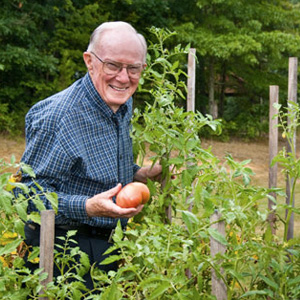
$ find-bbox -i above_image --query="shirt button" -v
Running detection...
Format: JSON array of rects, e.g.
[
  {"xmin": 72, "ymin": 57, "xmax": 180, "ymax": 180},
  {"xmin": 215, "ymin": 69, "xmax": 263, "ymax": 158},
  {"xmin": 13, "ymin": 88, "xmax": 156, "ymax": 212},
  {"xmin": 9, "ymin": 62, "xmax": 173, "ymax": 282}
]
[{"xmin": 119, "ymin": 154, "xmax": 123, "ymax": 160}]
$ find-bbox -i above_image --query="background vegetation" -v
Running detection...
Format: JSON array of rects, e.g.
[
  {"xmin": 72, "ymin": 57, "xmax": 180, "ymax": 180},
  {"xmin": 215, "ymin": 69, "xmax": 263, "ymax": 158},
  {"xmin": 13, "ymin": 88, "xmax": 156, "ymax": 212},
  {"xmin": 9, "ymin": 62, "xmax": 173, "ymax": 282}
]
[{"xmin": 1, "ymin": 0, "xmax": 300, "ymax": 138}]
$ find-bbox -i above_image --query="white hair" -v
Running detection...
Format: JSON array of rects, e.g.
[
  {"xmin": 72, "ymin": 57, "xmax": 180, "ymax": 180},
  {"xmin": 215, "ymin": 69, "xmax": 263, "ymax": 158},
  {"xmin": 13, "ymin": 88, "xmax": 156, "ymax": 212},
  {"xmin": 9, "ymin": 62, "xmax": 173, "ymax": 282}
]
[{"xmin": 87, "ymin": 21, "xmax": 147, "ymax": 63}]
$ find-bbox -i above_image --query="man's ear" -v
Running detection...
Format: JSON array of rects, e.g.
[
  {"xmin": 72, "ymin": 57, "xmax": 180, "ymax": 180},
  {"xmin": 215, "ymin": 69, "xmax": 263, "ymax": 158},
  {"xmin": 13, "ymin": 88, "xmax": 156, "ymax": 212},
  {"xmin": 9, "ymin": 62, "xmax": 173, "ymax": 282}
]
[{"xmin": 83, "ymin": 52, "xmax": 93, "ymax": 73}]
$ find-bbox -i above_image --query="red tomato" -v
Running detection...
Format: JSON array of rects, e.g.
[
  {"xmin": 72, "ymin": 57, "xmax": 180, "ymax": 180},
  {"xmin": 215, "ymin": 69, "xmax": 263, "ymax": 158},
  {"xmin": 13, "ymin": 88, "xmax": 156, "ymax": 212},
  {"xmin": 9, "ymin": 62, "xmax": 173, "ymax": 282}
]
[{"xmin": 116, "ymin": 182, "xmax": 150, "ymax": 208}]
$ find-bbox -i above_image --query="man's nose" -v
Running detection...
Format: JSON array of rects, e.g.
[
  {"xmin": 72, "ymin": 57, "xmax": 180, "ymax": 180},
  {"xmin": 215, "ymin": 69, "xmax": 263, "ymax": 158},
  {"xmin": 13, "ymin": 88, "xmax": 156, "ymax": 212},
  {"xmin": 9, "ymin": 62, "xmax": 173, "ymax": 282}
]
[{"xmin": 116, "ymin": 67, "xmax": 130, "ymax": 82}]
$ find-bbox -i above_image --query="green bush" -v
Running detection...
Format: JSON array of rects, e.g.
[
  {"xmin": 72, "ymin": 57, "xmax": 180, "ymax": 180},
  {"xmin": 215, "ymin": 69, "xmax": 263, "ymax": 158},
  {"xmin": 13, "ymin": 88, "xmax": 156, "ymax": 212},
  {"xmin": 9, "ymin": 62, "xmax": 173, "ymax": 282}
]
[{"xmin": 0, "ymin": 103, "xmax": 16, "ymax": 135}]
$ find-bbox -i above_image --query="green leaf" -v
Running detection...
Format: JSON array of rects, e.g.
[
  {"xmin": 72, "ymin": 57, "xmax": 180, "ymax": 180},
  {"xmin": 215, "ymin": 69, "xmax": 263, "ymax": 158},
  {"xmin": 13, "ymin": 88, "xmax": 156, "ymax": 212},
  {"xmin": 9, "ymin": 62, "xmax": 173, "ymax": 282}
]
[
  {"xmin": 15, "ymin": 202, "xmax": 28, "ymax": 221},
  {"xmin": 99, "ymin": 281, "xmax": 121, "ymax": 300},
  {"xmin": 32, "ymin": 198, "xmax": 46, "ymax": 212},
  {"xmin": 168, "ymin": 157, "xmax": 184, "ymax": 165},
  {"xmin": 45, "ymin": 192, "xmax": 58, "ymax": 213},
  {"xmin": 171, "ymin": 60, "xmax": 179, "ymax": 71},
  {"xmin": 0, "ymin": 238, "xmax": 22, "ymax": 255},
  {"xmin": 287, "ymin": 275, "xmax": 300, "ymax": 286},
  {"xmin": 186, "ymin": 139, "xmax": 199, "ymax": 151},
  {"xmin": 28, "ymin": 212, "xmax": 41, "ymax": 225},
  {"xmin": 14, "ymin": 219, "xmax": 25, "ymax": 238},
  {"xmin": 27, "ymin": 246, "xmax": 40, "ymax": 262},
  {"xmin": 66, "ymin": 230, "xmax": 78, "ymax": 238},
  {"xmin": 148, "ymin": 281, "xmax": 170, "ymax": 300},
  {"xmin": 203, "ymin": 197, "xmax": 215, "ymax": 216},
  {"xmin": 12, "ymin": 182, "xmax": 30, "ymax": 194},
  {"xmin": 240, "ymin": 290, "xmax": 269, "ymax": 297},
  {"xmin": 113, "ymin": 221, "xmax": 124, "ymax": 242},
  {"xmin": 21, "ymin": 164, "xmax": 36, "ymax": 178},
  {"xmin": 181, "ymin": 210, "xmax": 199, "ymax": 233},
  {"xmin": 0, "ymin": 280, "xmax": 7, "ymax": 292},
  {"xmin": 208, "ymin": 227, "xmax": 228, "ymax": 246},
  {"xmin": 263, "ymin": 224, "xmax": 273, "ymax": 242},
  {"xmin": 0, "ymin": 193, "xmax": 13, "ymax": 214},
  {"xmin": 79, "ymin": 251, "xmax": 90, "ymax": 270},
  {"xmin": 72, "ymin": 288, "xmax": 83, "ymax": 300},
  {"xmin": 100, "ymin": 255, "xmax": 121, "ymax": 265},
  {"xmin": 258, "ymin": 275, "xmax": 278, "ymax": 290}
]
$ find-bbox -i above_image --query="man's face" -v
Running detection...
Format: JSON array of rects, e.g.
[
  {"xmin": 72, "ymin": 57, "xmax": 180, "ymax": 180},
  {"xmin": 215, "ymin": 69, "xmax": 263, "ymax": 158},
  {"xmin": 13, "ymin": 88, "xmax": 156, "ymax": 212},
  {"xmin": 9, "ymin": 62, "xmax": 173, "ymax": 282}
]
[{"xmin": 85, "ymin": 30, "xmax": 145, "ymax": 113}]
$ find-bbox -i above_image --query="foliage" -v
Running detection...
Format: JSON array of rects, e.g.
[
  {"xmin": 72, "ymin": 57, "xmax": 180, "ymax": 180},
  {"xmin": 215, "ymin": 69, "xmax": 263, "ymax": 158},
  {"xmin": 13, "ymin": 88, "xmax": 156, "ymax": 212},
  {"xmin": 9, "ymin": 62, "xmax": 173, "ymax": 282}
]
[
  {"xmin": 172, "ymin": 0, "xmax": 300, "ymax": 131},
  {"xmin": 133, "ymin": 27, "xmax": 222, "ymax": 222},
  {"xmin": 0, "ymin": 27, "xmax": 300, "ymax": 299},
  {"xmin": 0, "ymin": 0, "xmax": 60, "ymax": 127},
  {"xmin": 272, "ymin": 101, "xmax": 300, "ymax": 241},
  {"xmin": 0, "ymin": 156, "xmax": 58, "ymax": 298},
  {"xmin": 0, "ymin": 157, "xmax": 58, "ymax": 242},
  {"xmin": 128, "ymin": 28, "xmax": 300, "ymax": 299},
  {"xmin": 1, "ymin": 0, "xmax": 300, "ymax": 139},
  {"xmin": 0, "ymin": 103, "xmax": 16, "ymax": 135}
]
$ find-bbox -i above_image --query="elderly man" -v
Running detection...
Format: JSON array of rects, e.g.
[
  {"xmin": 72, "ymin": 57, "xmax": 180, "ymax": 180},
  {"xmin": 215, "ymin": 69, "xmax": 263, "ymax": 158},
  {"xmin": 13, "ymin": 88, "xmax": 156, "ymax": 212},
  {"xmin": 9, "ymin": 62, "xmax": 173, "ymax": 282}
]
[{"xmin": 20, "ymin": 21, "xmax": 162, "ymax": 289}]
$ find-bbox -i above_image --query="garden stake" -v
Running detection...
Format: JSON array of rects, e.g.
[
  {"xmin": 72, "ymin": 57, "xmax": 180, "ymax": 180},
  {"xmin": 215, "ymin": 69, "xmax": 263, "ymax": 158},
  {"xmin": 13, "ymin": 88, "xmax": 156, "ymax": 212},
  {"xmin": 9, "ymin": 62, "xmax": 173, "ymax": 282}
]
[{"xmin": 39, "ymin": 210, "xmax": 55, "ymax": 300}]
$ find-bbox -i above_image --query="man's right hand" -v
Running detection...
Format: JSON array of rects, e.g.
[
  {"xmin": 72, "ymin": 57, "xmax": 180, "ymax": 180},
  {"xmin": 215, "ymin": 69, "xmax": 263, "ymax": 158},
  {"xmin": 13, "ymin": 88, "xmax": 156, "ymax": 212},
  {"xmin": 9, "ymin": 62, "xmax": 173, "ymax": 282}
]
[{"xmin": 85, "ymin": 183, "xmax": 143, "ymax": 218}]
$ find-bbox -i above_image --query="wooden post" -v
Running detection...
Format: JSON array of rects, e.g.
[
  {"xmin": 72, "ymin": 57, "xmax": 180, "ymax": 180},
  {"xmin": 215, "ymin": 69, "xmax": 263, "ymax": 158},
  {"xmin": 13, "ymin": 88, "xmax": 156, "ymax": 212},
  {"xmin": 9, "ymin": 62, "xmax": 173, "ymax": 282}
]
[
  {"xmin": 286, "ymin": 57, "xmax": 297, "ymax": 240},
  {"xmin": 210, "ymin": 211, "xmax": 227, "ymax": 300},
  {"xmin": 268, "ymin": 85, "xmax": 278, "ymax": 234},
  {"xmin": 39, "ymin": 210, "xmax": 55, "ymax": 299},
  {"xmin": 187, "ymin": 48, "xmax": 196, "ymax": 214},
  {"xmin": 185, "ymin": 49, "xmax": 196, "ymax": 279},
  {"xmin": 187, "ymin": 48, "xmax": 196, "ymax": 113}
]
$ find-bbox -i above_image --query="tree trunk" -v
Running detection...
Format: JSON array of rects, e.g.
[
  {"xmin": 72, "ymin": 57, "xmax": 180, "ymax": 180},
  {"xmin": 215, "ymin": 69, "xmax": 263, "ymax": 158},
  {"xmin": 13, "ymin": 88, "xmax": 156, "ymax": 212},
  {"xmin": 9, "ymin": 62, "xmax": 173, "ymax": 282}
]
[
  {"xmin": 219, "ymin": 63, "xmax": 226, "ymax": 118},
  {"xmin": 208, "ymin": 57, "xmax": 218, "ymax": 119}
]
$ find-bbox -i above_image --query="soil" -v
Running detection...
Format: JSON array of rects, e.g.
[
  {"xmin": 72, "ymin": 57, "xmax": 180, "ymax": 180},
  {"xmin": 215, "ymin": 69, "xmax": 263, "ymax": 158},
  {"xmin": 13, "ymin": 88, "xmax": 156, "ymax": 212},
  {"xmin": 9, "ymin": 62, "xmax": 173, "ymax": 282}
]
[
  {"xmin": 201, "ymin": 137, "xmax": 287, "ymax": 187},
  {"xmin": 0, "ymin": 135, "xmax": 26, "ymax": 173}
]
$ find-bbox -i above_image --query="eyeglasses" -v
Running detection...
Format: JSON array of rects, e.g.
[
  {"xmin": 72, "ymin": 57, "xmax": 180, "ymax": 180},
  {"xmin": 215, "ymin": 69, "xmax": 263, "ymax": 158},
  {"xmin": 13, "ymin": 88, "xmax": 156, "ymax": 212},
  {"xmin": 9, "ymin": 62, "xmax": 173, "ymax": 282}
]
[{"xmin": 90, "ymin": 51, "xmax": 144, "ymax": 79}]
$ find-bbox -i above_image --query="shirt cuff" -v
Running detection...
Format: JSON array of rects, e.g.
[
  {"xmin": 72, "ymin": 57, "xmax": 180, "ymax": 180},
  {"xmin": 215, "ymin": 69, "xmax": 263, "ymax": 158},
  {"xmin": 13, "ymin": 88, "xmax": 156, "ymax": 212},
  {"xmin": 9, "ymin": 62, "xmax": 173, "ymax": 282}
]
[
  {"xmin": 133, "ymin": 163, "xmax": 141, "ymax": 175},
  {"xmin": 60, "ymin": 194, "xmax": 90, "ymax": 222}
]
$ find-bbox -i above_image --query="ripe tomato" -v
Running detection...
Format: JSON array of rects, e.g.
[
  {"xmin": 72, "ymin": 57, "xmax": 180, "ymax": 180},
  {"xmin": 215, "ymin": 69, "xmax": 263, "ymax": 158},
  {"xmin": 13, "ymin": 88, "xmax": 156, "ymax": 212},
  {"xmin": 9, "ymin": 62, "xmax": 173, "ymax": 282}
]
[{"xmin": 116, "ymin": 182, "xmax": 150, "ymax": 208}]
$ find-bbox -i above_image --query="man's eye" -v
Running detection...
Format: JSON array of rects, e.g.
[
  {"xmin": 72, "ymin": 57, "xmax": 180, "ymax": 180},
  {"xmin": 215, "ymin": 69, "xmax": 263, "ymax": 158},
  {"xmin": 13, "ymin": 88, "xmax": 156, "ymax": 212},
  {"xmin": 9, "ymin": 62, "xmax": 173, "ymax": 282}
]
[
  {"xmin": 106, "ymin": 62, "xmax": 120, "ymax": 71},
  {"xmin": 128, "ymin": 66, "xmax": 141, "ymax": 73}
]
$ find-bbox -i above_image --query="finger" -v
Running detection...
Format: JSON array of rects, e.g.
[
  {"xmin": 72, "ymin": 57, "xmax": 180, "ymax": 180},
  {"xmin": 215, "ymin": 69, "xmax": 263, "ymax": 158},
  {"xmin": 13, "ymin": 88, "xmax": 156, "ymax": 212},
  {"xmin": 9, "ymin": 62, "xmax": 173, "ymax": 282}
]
[
  {"xmin": 151, "ymin": 164, "xmax": 162, "ymax": 175},
  {"xmin": 115, "ymin": 204, "xmax": 144, "ymax": 218},
  {"xmin": 103, "ymin": 183, "xmax": 122, "ymax": 198}
]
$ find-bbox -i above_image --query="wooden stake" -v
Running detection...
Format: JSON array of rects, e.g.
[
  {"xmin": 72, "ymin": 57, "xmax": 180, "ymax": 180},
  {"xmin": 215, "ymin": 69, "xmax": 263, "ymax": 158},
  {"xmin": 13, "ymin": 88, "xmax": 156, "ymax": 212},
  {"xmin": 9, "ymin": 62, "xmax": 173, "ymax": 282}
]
[
  {"xmin": 210, "ymin": 211, "xmax": 227, "ymax": 300},
  {"xmin": 185, "ymin": 49, "xmax": 197, "ymax": 280},
  {"xmin": 286, "ymin": 57, "xmax": 297, "ymax": 240},
  {"xmin": 39, "ymin": 210, "xmax": 55, "ymax": 299},
  {"xmin": 187, "ymin": 48, "xmax": 196, "ymax": 214},
  {"xmin": 268, "ymin": 85, "xmax": 278, "ymax": 234},
  {"xmin": 187, "ymin": 48, "xmax": 196, "ymax": 113}
]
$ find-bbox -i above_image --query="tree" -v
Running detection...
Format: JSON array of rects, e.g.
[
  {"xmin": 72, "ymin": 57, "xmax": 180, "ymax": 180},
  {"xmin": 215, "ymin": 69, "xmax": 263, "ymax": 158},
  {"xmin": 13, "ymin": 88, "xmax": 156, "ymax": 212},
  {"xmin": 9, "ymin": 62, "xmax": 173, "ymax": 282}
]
[
  {"xmin": 0, "ymin": 0, "xmax": 172, "ymax": 133},
  {"xmin": 1, "ymin": 0, "xmax": 300, "ymax": 139},
  {"xmin": 0, "ymin": 0, "xmax": 60, "ymax": 132},
  {"xmin": 170, "ymin": 0, "xmax": 300, "ymax": 124}
]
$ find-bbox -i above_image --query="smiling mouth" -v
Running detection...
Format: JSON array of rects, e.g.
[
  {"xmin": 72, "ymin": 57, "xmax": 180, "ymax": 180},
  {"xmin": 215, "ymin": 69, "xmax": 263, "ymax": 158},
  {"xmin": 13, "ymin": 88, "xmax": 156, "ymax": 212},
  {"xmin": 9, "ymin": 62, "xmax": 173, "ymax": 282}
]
[{"xmin": 110, "ymin": 85, "xmax": 128, "ymax": 91}]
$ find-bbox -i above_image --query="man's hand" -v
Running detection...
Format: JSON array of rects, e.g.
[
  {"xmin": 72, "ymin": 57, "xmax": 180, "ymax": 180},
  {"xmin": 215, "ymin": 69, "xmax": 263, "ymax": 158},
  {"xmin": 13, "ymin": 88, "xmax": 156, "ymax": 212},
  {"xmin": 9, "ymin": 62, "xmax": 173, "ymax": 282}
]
[
  {"xmin": 133, "ymin": 164, "xmax": 163, "ymax": 183},
  {"xmin": 85, "ymin": 184, "xmax": 143, "ymax": 218}
]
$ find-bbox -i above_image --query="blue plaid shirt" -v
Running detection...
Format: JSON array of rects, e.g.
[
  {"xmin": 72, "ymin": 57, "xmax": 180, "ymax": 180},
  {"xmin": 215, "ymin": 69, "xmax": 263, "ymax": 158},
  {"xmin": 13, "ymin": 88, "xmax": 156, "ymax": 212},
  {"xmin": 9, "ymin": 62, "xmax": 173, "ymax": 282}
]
[{"xmin": 20, "ymin": 73, "xmax": 140, "ymax": 229}]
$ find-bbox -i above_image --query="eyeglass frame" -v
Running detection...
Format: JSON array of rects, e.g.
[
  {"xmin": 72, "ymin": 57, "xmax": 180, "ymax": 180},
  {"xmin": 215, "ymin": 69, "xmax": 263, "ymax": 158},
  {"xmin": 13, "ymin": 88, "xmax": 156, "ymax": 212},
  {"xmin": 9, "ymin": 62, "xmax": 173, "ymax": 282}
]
[{"xmin": 90, "ymin": 51, "xmax": 145, "ymax": 78}]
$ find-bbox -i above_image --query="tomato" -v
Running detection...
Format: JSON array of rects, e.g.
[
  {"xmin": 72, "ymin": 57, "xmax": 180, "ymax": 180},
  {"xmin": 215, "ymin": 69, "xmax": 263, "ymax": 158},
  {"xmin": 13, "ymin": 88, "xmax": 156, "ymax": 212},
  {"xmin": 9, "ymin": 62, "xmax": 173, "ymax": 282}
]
[{"xmin": 116, "ymin": 182, "xmax": 150, "ymax": 208}]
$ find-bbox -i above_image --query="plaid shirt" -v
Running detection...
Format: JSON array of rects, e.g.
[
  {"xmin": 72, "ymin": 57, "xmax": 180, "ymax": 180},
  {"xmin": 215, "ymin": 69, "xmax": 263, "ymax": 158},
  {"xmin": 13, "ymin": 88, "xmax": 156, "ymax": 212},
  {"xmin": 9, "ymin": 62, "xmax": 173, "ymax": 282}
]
[{"xmin": 20, "ymin": 73, "xmax": 140, "ymax": 229}]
